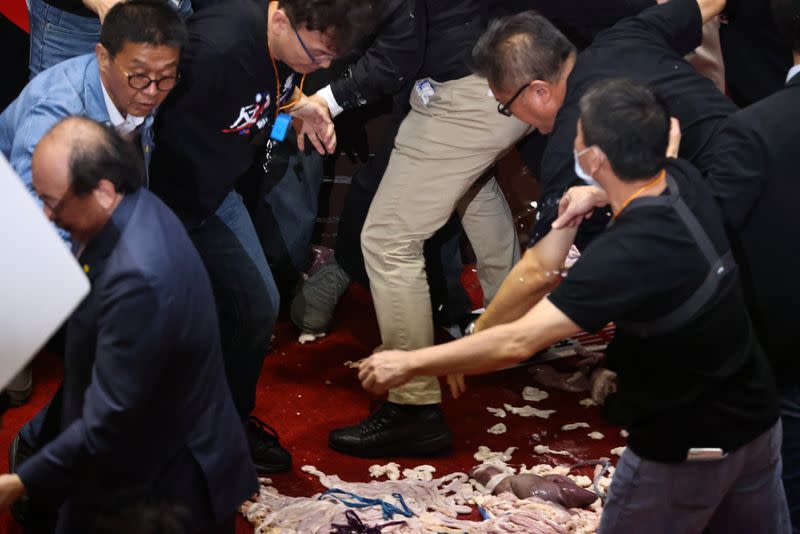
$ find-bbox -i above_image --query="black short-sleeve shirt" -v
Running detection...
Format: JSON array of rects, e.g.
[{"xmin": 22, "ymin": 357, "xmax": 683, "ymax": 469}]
[
  {"xmin": 548, "ymin": 159, "xmax": 778, "ymax": 463},
  {"xmin": 150, "ymin": 0, "xmax": 297, "ymax": 226},
  {"xmin": 531, "ymin": 0, "xmax": 738, "ymax": 242}
]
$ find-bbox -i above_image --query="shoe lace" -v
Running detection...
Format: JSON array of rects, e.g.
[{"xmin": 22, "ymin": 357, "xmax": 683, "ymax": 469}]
[
  {"xmin": 248, "ymin": 416, "xmax": 281, "ymax": 444},
  {"xmin": 360, "ymin": 404, "xmax": 396, "ymax": 434}
]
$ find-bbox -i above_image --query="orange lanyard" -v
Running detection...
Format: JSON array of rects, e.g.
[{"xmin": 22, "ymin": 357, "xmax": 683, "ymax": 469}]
[
  {"xmin": 612, "ymin": 170, "xmax": 667, "ymax": 220},
  {"xmin": 270, "ymin": 53, "xmax": 305, "ymax": 116},
  {"xmin": 267, "ymin": 1, "xmax": 304, "ymax": 116}
]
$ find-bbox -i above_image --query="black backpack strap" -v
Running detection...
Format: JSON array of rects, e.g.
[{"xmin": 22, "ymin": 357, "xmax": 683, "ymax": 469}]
[{"xmin": 616, "ymin": 176, "xmax": 737, "ymax": 337}]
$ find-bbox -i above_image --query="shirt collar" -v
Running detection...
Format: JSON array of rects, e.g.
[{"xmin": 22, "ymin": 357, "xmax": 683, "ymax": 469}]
[
  {"xmin": 787, "ymin": 64, "xmax": 800, "ymax": 84},
  {"xmin": 101, "ymin": 82, "xmax": 145, "ymax": 135}
]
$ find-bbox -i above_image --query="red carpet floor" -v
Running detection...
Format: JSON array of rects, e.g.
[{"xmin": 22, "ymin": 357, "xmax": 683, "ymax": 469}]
[{"xmin": 0, "ymin": 276, "xmax": 623, "ymax": 533}]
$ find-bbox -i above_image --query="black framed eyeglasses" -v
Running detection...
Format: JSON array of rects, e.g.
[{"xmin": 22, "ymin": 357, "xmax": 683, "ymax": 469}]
[
  {"xmin": 114, "ymin": 59, "xmax": 179, "ymax": 92},
  {"xmin": 292, "ymin": 24, "xmax": 334, "ymax": 65},
  {"xmin": 497, "ymin": 82, "xmax": 532, "ymax": 116},
  {"xmin": 38, "ymin": 189, "xmax": 72, "ymax": 214}
]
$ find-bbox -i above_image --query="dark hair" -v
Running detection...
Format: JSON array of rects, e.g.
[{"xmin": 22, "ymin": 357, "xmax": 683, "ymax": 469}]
[
  {"xmin": 100, "ymin": 0, "xmax": 187, "ymax": 57},
  {"xmin": 772, "ymin": 0, "xmax": 800, "ymax": 52},
  {"xmin": 68, "ymin": 121, "xmax": 145, "ymax": 196},
  {"xmin": 579, "ymin": 78, "xmax": 669, "ymax": 182},
  {"xmin": 280, "ymin": 0, "xmax": 377, "ymax": 54},
  {"xmin": 471, "ymin": 11, "xmax": 576, "ymax": 92}
]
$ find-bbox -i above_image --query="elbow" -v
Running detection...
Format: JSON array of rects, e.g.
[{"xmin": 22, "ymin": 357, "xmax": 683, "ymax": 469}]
[{"xmin": 518, "ymin": 254, "xmax": 559, "ymax": 295}]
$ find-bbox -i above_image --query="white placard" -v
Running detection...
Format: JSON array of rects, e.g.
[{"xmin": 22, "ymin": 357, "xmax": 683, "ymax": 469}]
[{"xmin": 0, "ymin": 153, "xmax": 90, "ymax": 388}]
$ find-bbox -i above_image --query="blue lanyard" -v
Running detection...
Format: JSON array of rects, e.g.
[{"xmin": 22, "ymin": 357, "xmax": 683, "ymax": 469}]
[
  {"xmin": 330, "ymin": 510, "xmax": 408, "ymax": 534},
  {"xmin": 319, "ymin": 488, "xmax": 415, "ymax": 520}
]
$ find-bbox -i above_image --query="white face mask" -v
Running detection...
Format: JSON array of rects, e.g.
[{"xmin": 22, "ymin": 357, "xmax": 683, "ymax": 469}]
[{"xmin": 573, "ymin": 147, "xmax": 598, "ymax": 187}]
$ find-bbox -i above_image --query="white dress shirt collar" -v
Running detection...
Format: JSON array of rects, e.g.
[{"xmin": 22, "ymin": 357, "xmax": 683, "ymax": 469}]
[{"xmin": 101, "ymin": 82, "xmax": 145, "ymax": 135}]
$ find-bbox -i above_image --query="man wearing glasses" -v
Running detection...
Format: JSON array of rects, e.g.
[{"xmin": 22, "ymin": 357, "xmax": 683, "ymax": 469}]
[
  {"xmin": 0, "ymin": 0, "xmax": 185, "ymax": 413},
  {"xmin": 475, "ymin": 0, "xmax": 737, "ymax": 248},
  {"xmin": 148, "ymin": 0, "xmax": 374, "ymax": 474},
  {"xmin": 0, "ymin": 116, "xmax": 258, "ymax": 533},
  {"xmin": 0, "ymin": 0, "xmax": 185, "ymax": 233}
]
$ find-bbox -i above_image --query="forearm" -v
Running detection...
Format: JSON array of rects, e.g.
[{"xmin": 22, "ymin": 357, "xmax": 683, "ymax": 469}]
[
  {"xmin": 411, "ymin": 299, "xmax": 581, "ymax": 377},
  {"xmin": 409, "ymin": 323, "xmax": 540, "ymax": 377},
  {"xmin": 476, "ymin": 226, "xmax": 578, "ymax": 331}
]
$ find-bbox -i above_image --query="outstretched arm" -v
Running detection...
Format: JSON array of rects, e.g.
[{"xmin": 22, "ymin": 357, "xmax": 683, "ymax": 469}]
[
  {"xmin": 474, "ymin": 225, "xmax": 578, "ymax": 332},
  {"xmin": 359, "ymin": 298, "xmax": 582, "ymax": 394},
  {"xmin": 474, "ymin": 185, "xmax": 607, "ymax": 333}
]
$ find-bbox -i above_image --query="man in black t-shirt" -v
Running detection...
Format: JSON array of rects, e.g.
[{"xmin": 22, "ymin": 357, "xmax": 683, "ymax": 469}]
[
  {"xmin": 149, "ymin": 0, "xmax": 374, "ymax": 474},
  {"xmin": 357, "ymin": 79, "xmax": 789, "ymax": 533},
  {"xmin": 472, "ymin": 0, "xmax": 737, "ymax": 248}
]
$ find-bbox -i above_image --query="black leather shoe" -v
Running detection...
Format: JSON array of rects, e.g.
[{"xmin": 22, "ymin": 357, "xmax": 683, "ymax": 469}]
[
  {"xmin": 328, "ymin": 402, "xmax": 453, "ymax": 458},
  {"xmin": 244, "ymin": 416, "xmax": 292, "ymax": 474}
]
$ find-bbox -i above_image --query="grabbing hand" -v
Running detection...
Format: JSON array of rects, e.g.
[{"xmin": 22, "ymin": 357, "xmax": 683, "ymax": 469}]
[
  {"xmin": 551, "ymin": 185, "xmax": 609, "ymax": 230},
  {"xmin": 82, "ymin": 0, "xmax": 123, "ymax": 21},
  {"xmin": 446, "ymin": 374, "xmax": 466, "ymax": 399},
  {"xmin": 0, "ymin": 474, "xmax": 25, "ymax": 510},
  {"xmin": 289, "ymin": 93, "xmax": 337, "ymax": 155},
  {"xmin": 358, "ymin": 350, "xmax": 412, "ymax": 395}
]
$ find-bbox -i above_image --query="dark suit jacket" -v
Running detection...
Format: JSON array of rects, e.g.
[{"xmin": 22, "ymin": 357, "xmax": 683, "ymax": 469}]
[
  {"xmin": 707, "ymin": 71, "xmax": 800, "ymax": 385},
  {"xmin": 17, "ymin": 189, "xmax": 257, "ymax": 531},
  {"xmin": 720, "ymin": 0, "xmax": 793, "ymax": 106}
]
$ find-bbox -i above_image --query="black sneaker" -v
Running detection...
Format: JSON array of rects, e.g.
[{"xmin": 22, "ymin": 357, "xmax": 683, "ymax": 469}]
[
  {"xmin": 244, "ymin": 417, "xmax": 292, "ymax": 474},
  {"xmin": 290, "ymin": 262, "xmax": 351, "ymax": 334},
  {"xmin": 328, "ymin": 402, "xmax": 453, "ymax": 458}
]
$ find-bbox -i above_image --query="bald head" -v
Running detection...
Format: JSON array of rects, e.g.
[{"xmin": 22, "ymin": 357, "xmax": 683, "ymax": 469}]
[
  {"xmin": 36, "ymin": 117, "xmax": 144, "ymax": 197},
  {"xmin": 32, "ymin": 117, "xmax": 144, "ymax": 244},
  {"xmin": 39, "ymin": 116, "xmax": 108, "ymax": 155}
]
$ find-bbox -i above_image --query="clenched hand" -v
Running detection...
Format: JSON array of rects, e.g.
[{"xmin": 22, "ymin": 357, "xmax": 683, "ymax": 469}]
[
  {"xmin": 358, "ymin": 350, "xmax": 413, "ymax": 394},
  {"xmin": 0, "ymin": 474, "xmax": 25, "ymax": 510},
  {"xmin": 551, "ymin": 185, "xmax": 609, "ymax": 230},
  {"xmin": 289, "ymin": 93, "xmax": 336, "ymax": 155},
  {"xmin": 83, "ymin": 0, "xmax": 123, "ymax": 21}
]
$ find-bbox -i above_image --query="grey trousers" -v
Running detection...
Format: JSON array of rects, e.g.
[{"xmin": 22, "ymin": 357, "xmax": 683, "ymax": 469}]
[{"xmin": 600, "ymin": 420, "xmax": 791, "ymax": 534}]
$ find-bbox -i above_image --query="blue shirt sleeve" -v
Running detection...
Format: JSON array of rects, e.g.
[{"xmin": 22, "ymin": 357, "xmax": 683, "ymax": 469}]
[{"xmin": 5, "ymin": 100, "xmax": 74, "ymax": 243}]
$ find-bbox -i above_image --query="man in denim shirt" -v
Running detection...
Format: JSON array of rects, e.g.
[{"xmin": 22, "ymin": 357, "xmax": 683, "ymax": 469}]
[
  {"xmin": 0, "ymin": 0, "xmax": 183, "ymax": 415},
  {"xmin": 27, "ymin": 0, "xmax": 192, "ymax": 78},
  {"xmin": 2, "ymin": 0, "xmax": 185, "ymax": 211}
]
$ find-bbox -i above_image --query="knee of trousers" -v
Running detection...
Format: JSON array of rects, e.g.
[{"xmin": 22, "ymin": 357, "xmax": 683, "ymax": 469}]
[{"xmin": 361, "ymin": 226, "xmax": 425, "ymax": 274}]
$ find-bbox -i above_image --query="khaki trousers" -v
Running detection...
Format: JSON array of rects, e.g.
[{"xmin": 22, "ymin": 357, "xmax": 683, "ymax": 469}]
[{"xmin": 361, "ymin": 74, "xmax": 531, "ymax": 405}]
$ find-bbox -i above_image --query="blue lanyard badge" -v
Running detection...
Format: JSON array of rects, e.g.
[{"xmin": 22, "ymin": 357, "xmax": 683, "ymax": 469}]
[{"xmin": 270, "ymin": 112, "xmax": 293, "ymax": 142}]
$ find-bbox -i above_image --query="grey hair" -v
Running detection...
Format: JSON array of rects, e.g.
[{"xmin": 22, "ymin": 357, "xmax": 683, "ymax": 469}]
[{"xmin": 471, "ymin": 11, "xmax": 576, "ymax": 92}]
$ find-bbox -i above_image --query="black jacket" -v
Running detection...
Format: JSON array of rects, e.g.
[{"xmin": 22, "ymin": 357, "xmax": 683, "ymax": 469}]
[
  {"xmin": 330, "ymin": 0, "xmax": 425, "ymax": 112},
  {"xmin": 330, "ymin": 0, "xmax": 484, "ymax": 112},
  {"xmin": 720, "ymin": 0, "xmax": 793, "ymax": 106},
  {"xmin": 706, "ymin": 72, "xmax": 800, "ymax": 384},
  {"xmin": 489, "ymin": 0, "xmax": 656, "ymax": 49}
]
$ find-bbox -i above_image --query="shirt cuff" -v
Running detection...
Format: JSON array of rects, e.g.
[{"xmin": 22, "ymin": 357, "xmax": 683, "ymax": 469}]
[{"xmin": 316, "ymin": 85, "xmax": 344, "ymax": 118}]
